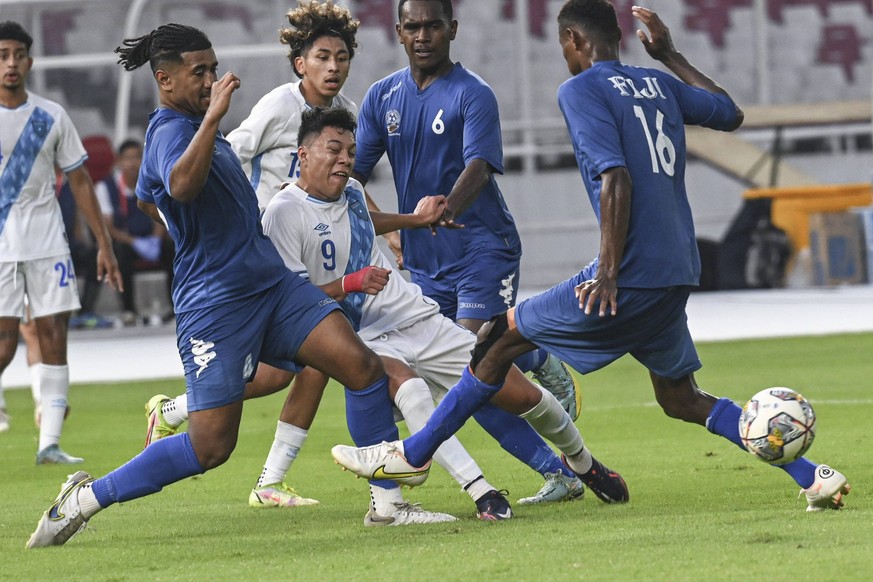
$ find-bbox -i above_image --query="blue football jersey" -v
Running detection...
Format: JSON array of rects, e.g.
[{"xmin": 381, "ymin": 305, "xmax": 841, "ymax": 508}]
[
  {"xmin": 354, "ymin": 63, "xmax": 520, "ymax": 279},
  {"xmin": 137, "ymin": 108, "xmax": 286, "ymax": 313},
  {"xmin": 558, "ymin": 60, "xmax": 738, "ymax": 289}
]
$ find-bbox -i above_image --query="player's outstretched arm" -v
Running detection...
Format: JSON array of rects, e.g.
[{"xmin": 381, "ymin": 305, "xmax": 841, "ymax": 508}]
[
  {"xmin": 371, "ymin": 195, "xmax": 448, "ymax": 235},
  {"xmin": 169, "ymin": 72, "xmax": 241, "ymax": 203},
  {"xmin": 633, "ymin": 6, "xmax": 743, "ymax": 130},
  {"xmin": 67, "ymin": 166, "xmax": 123, "ymax": 291}
]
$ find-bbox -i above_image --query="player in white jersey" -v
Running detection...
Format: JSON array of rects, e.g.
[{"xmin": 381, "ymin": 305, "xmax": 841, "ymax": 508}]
[
  {"xmin": 286, "ymin": 107, "xmax": 601, "ymax": 517},
  {"xmin": 227, "ymin": 76, "xmax": 356, "ymax": 210},
  {"xmin": 0, "ymin": 21, "xmax": 121, "ymax": 460}
]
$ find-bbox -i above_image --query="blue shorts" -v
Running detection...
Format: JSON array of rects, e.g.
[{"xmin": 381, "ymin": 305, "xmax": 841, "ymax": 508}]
[
  {"xmin": 515, "ymin": 272, "xmax": 701, "ymax": 380},
  {"xmin": 413, "ymin": 248, "xmax": 520, "ymax": 321},
  {"xmin": 176, "ymin": 271, "xmax": 339, "ymax": 412}
]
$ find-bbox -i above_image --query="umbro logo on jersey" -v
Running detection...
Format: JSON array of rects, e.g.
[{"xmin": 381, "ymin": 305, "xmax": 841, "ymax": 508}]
[
  {"xmin": 190, "ymin": 337, "xmax": 216, "ymax": 378},
  {"xmin": 314, "ymin": 223, "xmax": 331, "ymax": 236}
]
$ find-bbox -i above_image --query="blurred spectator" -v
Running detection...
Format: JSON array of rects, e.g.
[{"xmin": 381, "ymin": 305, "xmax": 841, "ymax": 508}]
[{"xmin": 94, "ymin": 139, "xmax": 173, "ymax": 325}]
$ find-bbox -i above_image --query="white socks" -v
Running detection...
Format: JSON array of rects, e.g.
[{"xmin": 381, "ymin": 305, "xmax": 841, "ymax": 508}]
[
  {"xmin": 161, "ymin": 393, "xmax": 188, "ymax": 427},
  {"xmin": 394, "ymin": 378, "xmax": 494, "ymax": 499},
  {"xmin": 257, "ymin": 421, "xmax": 308, "ymax": 487},
  {"xmin": 394, "ymin": 378, "xmax": 494, "ymax": 500},
  {"xmin": 369, "ymin": 483, "xmax": 404, "ymax": 516},
  {"xmin": 38, "ymin": 364, "xmax": 69, "ymax": 451},
  {"xmin": 77, "ymin": 484, "xmax": 103, "ymax": 519},
  {"xmin": 30, "ymin": 363, "xmax": 41, "ymax": 405},
  {"xmin": 520, "ymin": 385, "xmax": 592, "ymax": 473}
]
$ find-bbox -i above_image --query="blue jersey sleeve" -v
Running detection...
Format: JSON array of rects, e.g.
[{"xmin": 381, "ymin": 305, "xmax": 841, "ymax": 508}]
[
  {"xmin": 353, "ymin": 84, "xmax": 386, "ymax": 182},
  {"xmin": 137, "ymin": 119, "xmax": 193, "ymax": 204},
  {"xmin": 657, "ymin": 73, "xmax": 738, "ymax": 131},
  {"xmin": 558, "ymin": 79, "xmax": 626, "ymax": 181},
  {"xmin": 461, "ymin": 82, "xmax": 504, "ymax": 174}
]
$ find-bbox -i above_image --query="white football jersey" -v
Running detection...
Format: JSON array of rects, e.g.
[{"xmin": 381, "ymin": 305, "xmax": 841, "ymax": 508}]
[
  {"xmin": 227, "ymin": 81, "xmax": 357, "ymax": 209},
  {"xmin": 0, "ymin": 94, "xmax": 87, "ymax": 261},
  {"xmin": 262, "ymin": 178, "xmax": 439, "ymax": 340}
]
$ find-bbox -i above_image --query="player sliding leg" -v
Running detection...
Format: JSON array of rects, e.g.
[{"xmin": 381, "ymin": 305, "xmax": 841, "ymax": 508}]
[
  {"xmin": 689, "ymin": 376, "xmax": 850, "ymax": 510},
  {"xmin": 332, "ymin": 311, "xmax": 629, "ymax": 504}
]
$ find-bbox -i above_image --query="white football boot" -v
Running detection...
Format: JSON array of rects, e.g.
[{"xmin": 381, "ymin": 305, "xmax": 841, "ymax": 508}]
[
  {"xmin": 26, "ymin": 471, "xmax": 93, "ymax": 549},
  {"xmin": 364, "ymin": 502, "xmax": 457, "ymax": 526},
  {"xmin": 802, "ymin": 465, "xmax": 851, "ymax": 511},
  {"xmin": 331, "ymin": 440, "xmax": 430, "ymax": 487}
]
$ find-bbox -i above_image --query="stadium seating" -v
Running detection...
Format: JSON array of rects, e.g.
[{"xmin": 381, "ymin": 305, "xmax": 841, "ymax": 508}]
[{"xmin": 816, "ymin": 24, "xmax": 865, "ymax": 82}]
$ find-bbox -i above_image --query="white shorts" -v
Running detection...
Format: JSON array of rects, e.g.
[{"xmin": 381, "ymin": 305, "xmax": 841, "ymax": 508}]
[
  {"xmin": 0, "ymin": 255, "xmax": 81, "ymax": 318},
  {"xmin": 364, "ymin": 314, "xmax": 476, "ymax": 404}
]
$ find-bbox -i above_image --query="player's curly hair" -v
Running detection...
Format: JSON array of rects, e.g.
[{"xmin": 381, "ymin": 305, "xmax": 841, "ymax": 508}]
[
  {"xmin": 115, "ymin": 23, "xmax": 212, "ymax": 73},
  {"xmin": 280, "ymin": 1, "xmax": 359, "ymax": 79},
  {"xmin": 557, "ymin": 0, "xmax": 622, "ymax": 45}
]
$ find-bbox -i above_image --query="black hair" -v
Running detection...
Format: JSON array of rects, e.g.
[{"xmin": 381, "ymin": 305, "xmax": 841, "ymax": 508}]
[
  {"xmin": 115, "ymin": 23, "xmax": 212, "ymax": 73},
  {"xmin": 117, "ymin": 139, "xmax": 143, "ymax": 155},
  {"xmin": 0, "ymin": 21, "xmax": 33, "ymax": 51},
  {"xmin": 398, "ymin": 0, "xmax": 453, "ymax": 22},
  {"xmin": 297, "ymin": 107, "xmax": 357, "ymax": 147},
  {"xmin": 281, "ymin": 1, "xmax": 359, "ymax": 79},
  {"xmin": 557, "ymin": 0, "xmax": 622, "ymax": 45}
]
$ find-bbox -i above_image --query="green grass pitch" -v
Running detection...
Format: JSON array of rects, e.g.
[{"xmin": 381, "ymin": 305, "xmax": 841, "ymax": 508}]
[{"xmin": 1, "ymin": 332, "xmax": 870, "ymax": 581}]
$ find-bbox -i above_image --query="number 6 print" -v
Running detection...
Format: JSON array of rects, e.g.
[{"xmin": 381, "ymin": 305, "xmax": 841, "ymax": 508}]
[{"xmin": 432, "ymin": 109, "xmax": 445, "ymax": 135}]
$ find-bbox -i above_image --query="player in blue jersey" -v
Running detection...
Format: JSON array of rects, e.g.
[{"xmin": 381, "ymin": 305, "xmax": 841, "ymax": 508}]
[
  {"xmin": 332, "ymin": 2, "xmax": 850, "ymax": 512},
  {"xmin": 352, "ymin": 0, "xmax": 579, "ymax": 416},
  {"xmin": 26, "ymin": 23, "xmax": 418, "ymax": 549},
  {"xmin": 351, "ymin": 0, "xmax": 587, "ymax": 499}
]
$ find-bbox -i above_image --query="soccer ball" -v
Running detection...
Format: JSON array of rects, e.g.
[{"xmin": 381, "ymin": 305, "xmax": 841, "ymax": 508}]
[{"xmin": 738, "ymin": 387, "xmax": 816, "ymax": 465}]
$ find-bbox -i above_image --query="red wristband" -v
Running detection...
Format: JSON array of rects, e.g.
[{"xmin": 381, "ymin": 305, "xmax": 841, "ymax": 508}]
[{"xmin": 341, "ymin": 266, "xmax": 374, "ymax": 293}]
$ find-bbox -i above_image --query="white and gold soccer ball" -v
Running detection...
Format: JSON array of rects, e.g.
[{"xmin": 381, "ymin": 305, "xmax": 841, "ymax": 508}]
[{"xmin": 738, "ymin": 387, "xmax": 816, "ymax": 465}]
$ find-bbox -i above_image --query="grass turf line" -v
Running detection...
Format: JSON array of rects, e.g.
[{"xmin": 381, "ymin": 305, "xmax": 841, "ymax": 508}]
[{"xmin": 1, "ymin": 332, "xmax": 870, "ymax": 580}]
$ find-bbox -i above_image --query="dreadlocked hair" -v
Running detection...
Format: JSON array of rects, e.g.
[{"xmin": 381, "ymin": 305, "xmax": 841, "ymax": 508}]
[
  {"xmin": 280, "ymin": 1, "xmax": 359, "ymax": 78},
  {"xmin": 115, "ymin": 23, "xmax": 212, "ymax": 72}
]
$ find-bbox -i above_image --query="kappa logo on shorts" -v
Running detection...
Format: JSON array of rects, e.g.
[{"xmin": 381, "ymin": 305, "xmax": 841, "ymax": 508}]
[
  {"xmin": 242, "ymin": 353, "xmax": 254, "ymax": 380},
  {"xmin": 499, "ymin": 273, "xmax": 516, "ymax": 307},
  {"xmin": 190, "ymin": 337, "xmax": 216, "ymax": 378}
]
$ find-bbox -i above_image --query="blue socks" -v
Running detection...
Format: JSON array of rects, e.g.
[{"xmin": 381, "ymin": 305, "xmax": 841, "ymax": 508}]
[
  {"xmin": 473, "ymin": 403, "xmax": 572, "ymax": 477},
  {"xmin": 403, "ymin": 367, "xmax": 503, "ymax": 467},
  {"xmin": 512, "ymin": 348, "xmax": 549, "ymax": 374},
  {"xmin": 345, "ymin": 374, "xmax": 400, "ymax": 490},
  {"xmin": 90, "ymin": 432, "xmax": 203, "ymax": 507},
  {"xmin": 705, "ymin": 398, "xmax": 744, "ymax": 449},
  {"xmin": 705, "ymin": 397, "xmax": 817, "ymax": 488}
]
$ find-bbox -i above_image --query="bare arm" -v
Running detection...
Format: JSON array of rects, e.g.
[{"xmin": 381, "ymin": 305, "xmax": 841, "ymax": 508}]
[
  {"xmin": 67, "ymin": 166, "xmax": 123, "ymax": 290},
  {"xmin": 137, "ymin": 199, "xmax": 164, "ymax": 225},
  {"xmin": 371, "ymin": 195, "xmax": 446, "ymax": 235},
  {"xmin": 440, "ymin": 158, "xmax": 492, "ymax": 226},
  {"xmin": 168, "ymin": 72, "xmax": 241, "ymax": 203},
  {"xmin": 317, "ymin": 267, "xmax": 391, "ymax": 300},
  {"xmin": 574, "ymin": 166, "xmax": 632, "ymax": 317},
  {"xmin": 633, "ymin": 6, "xmax": 744, "ymax": 130}
]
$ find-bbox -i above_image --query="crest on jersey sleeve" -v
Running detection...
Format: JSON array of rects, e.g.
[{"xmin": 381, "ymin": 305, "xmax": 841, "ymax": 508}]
[{"xmin": 386, "ymin": 110, "xmax": 401, "ymax": 135}]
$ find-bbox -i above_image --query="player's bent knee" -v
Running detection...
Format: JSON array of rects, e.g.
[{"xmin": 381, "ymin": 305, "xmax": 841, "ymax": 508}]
[{"xmin": 471, "ymin": 312, "xmax": 509, "ymax": 372}]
